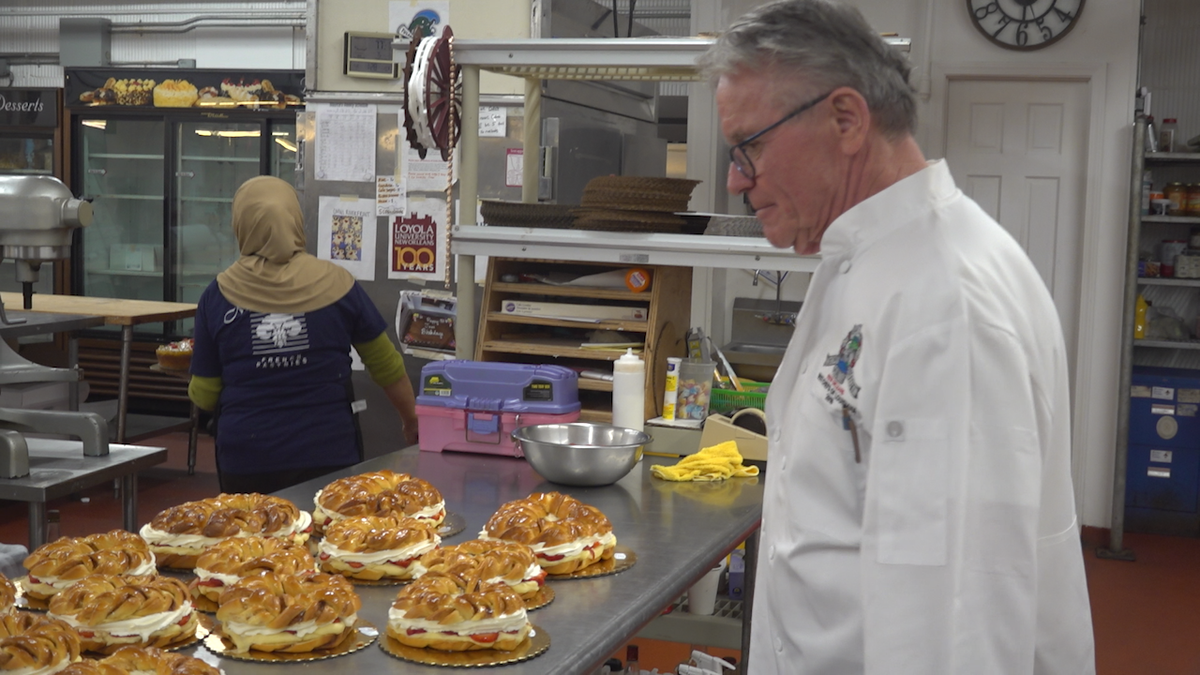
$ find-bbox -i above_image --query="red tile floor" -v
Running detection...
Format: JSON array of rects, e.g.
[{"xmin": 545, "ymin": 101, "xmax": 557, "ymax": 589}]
[{"xmin": 0, "ymin": 431, "xmax": 1193, "ymax": 674}]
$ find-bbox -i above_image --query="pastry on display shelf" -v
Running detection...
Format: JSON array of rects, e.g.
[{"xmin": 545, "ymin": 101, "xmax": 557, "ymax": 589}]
[
  {"xmin": 188, "ymin": 536, "xmax": 317, "ymax": 604},
  {"xmin": 140, "ymin": 493, "xmax": 312, "ymax": 570},
  {"xmin": 412, "ymin": 539, "xmax": 546, "ymax": 600},
  {"xmin": 47, "ymin": 574, "xmax": 198, "ymax": 654},
  {"xmin": 480, "ymin": 492, "xmax": 616, "ymax": 575},
  {"xmin": 154, "ymin": 339, "xmax": 193, "ymax": 371},
  {"xmin": 152, "ymin": 80, "xmax": 199, "ymax": 108},
  {"xmin": 214, "ymin": 571, "xmax": 361, "ymax": 653},
  {"xmin": 386, "ymin": 574, "xmax": 531, "ymax": 652},
  {"xmin": 20, "ymin": 530, "xmax": 156, "ymax": 600},
  {"xmin": 312, "ymin": 471, "xmax": 446, "ymax": 532},
  {"xmin": 0, "ymin": 612, "xmax": 82, "ymax": 672},
  {"xmin": 317, "ymin": 515, "xmax": 440, "ymax": 582}
]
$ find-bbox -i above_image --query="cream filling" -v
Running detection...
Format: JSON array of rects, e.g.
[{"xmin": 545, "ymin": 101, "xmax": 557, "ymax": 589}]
[
  {"xmin": 478, "ymin": 530, "xmax": 614, "ymax": 560},
  {"xmin": 318, "ymin": 536, "xmax": 439, "ymax": 565},
  {"xmin": 53, "ymin": 602, "xmax": 193, "ymax": 641},
  {"xmin": 314, "ymin": 490, "xmax": 444, "ymax": 525},
  {"xmin": 387, "ymin": 606, "xmax": 527, "ymax": 636},
  {"xmin": 193, "ymin": 568, "xmax": 242, "ymax": 587},
  {"xmin": 225, "ymin": 613, "xmax": 357, "ymax": 639},
  {"xmin": 484, "ymin": 562, "xmax": 543, "ymax": 587},
  {"xmin": 140, "ymin": 510, "xmax": 313, "ymax": 549}
]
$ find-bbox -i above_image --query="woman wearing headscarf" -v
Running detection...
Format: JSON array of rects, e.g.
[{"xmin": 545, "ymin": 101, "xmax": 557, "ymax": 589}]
[{"xmin": 187, "ymin": 176, "xmax": 419, "ymax": 494}]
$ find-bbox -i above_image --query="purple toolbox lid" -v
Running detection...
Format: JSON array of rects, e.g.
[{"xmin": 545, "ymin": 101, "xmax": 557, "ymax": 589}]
[{"xmin": 416, "ymin": 360, "xmax": 581, "ymax": 414}]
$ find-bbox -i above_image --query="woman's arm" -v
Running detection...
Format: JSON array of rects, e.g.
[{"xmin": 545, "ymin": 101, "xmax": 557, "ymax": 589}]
[
  {"xmin": 382, "ymin": 374, "xmax": 419, "ymax": 446},
  {"xmin": 354, "ymin": 332, "xmax": 419, "ymax": 446}
]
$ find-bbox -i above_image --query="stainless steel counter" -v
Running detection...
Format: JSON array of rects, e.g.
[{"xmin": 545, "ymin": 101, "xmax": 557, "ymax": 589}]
[
  {"xmin": 0, "ymin": 311, "xmax": 104, "ymax": 339},
  {"xmin": 179, "ymin": 447, "xmax": 763, "ymax": 674},
  {"xmin": 0, "ymin": 439, "xmax": 166, "ymax": 547}
]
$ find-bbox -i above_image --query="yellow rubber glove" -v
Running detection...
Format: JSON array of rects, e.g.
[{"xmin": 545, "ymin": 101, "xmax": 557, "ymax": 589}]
[{"xmin": 651, "ymin": 441, "xmax": 760, "ymax": 482}]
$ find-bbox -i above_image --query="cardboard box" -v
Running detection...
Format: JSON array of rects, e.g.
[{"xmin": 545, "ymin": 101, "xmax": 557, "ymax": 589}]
[
  {"xmin": 699, "ymin": 412, "xmax": 768, "ymax": 462},
  {"xmin": 499, "ymin": 300, "xmax": 647, "ymax": 321}
]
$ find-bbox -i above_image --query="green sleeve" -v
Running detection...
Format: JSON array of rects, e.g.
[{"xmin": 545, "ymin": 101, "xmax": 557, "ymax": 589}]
[
  {"xmin": 188, "ymin": 375, "xmax": 222, "ymax": 412},
  {"xmin": 354, "ymin": 332, "xmax": 407, "ymax": 387}
]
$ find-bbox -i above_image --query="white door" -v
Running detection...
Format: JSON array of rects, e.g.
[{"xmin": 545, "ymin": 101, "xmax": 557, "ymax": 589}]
[{"xmin": 944, "ymin": 78, "xmax": 1090, "ymax": 372}]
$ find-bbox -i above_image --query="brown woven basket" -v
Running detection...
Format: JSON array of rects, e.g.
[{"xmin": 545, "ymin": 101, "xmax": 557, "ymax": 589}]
[
  {"xmin": 480, "ymin": 200, "xmax": 577, "ymax": 229},
  {"xmin": 571, "ymin": 208, "xmax": 686, "ymax": 233},
  {"xmin": 583, "ymin": 176, "xmax": 700, "ymax": 195}
]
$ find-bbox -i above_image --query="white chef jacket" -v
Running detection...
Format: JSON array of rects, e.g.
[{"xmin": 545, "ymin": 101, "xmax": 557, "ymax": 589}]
[{"xmin": 750, "ymin": 160, "xmax": 1095, "ymax": 674}]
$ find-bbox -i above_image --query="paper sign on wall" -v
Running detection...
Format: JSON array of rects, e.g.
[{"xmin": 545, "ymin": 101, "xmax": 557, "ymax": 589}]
[
  {"xmin": 376, "ymin": 175, "xmax": 407, "ymax": 216},
  {"xmin": 388, "ymin": 197, "xmax": 447, "ymax": 282},
  {"xmin": 505, "ymin": 148, "xmax": 523, "ymax": 188},
  {"xmin": 313, "ymin": 103, "xmax": 376, "ymax": 183},
  {"xmin": 480, "ymin": 106, "xmax": 506, "ymax": 137},
  {"xmin": 317, "ymin": 196, "xmax": 377, "ymax": 281}
]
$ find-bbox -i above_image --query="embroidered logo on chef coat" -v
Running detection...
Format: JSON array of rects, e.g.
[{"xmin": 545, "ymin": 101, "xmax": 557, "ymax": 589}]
[
  {"xmin": 251, "ymin": 312, "xmax": 310, "ymax": 368},
  {"xmin": 819, "ymin": 324, "xmax": 862, "ymax": 406}
]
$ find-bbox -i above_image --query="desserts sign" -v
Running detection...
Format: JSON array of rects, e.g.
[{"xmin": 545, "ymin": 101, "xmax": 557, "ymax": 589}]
[{"xmin": 64, "ymin": 68, "xmax": 305, "ymax": 109}]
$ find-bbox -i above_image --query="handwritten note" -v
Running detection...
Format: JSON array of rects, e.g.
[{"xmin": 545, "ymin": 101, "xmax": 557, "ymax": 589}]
[
  {"xmin": 314, "ymin": 104, "xmax": 376, "ymax": 183},
  {"xmin": 479, "ymin": 106, "xmax": 506, "ymax": 137},
  {"xmin": 376, "ymin": 175, "xmax": 407, "ymax": 216}
]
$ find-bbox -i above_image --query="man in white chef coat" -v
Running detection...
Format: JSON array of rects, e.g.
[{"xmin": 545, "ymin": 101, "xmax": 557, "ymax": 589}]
[{"xmin": 700, "ymin": 1, "xmax": 1096, "ymax": 673}]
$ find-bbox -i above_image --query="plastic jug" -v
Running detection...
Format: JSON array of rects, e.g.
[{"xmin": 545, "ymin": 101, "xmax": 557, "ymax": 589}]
[
  {"xmin": 612, "ymin": 348, "xmax": 646, "ymax": 438},
  {"xmin": 1135, "ymin": 294, "xmax": 1148, "ymax": 339}
]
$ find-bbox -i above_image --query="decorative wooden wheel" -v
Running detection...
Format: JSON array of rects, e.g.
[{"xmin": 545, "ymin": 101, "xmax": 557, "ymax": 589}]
[{"xmin": 403, "ymin": 26, "xmax": 460, "ymax": 161}]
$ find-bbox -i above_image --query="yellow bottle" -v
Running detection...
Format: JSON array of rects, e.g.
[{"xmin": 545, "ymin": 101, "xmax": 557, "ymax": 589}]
[{"xmin": 1135, "ymin": 294, "xmax": 1148, "ymax": 339}]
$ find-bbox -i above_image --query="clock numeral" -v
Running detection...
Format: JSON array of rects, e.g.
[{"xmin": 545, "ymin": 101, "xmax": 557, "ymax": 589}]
[
  {"xmin": 974, "ymin": 2, "xmax": 999, "ymax": 20},
  {"xmin": 1016, "ymin": 21, "xmax": 1029, "ymax": 46},
  {"xmin": 1036, "ymin": 17, "xmax": 1055, "ymax": 41},
  {"xmin": 1053, "ymin": 7, "xmax": 1075, "ymax": 22},
  {"xmin": 992, "ymin": 15, "xmax": 1011, "ymax": 38}
]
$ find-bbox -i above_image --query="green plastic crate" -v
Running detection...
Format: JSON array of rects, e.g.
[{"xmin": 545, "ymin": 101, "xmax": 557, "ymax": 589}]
[{"xmin": 710, "ymin": 381, "xmax": 769, "ymax": 415}]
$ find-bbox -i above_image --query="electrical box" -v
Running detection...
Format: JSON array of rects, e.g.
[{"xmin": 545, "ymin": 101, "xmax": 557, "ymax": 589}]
[
  {"xmin": 343, "ymin": 32, "xmax": 400, "ymax": 80},
  {"xmin": 59, "ymin": 18, "xmax": 111, "ymax": 67}
]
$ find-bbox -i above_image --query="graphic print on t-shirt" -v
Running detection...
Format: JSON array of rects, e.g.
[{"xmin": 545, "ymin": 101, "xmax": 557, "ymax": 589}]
[{"xmin": 252, "ymin": 312, "xmax": 310, "ymax": 369}]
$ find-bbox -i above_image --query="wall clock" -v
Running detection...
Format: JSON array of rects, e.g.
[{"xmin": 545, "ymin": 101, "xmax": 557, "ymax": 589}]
[{"xmin": 966, "ymin": 0, "xmax": 1085, "ymax": 51}]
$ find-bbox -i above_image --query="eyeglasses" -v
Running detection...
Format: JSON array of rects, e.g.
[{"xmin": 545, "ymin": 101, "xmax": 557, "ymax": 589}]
[{"xmin": 729, "ymin": 91, "xmax": 833, "ymax": 181}]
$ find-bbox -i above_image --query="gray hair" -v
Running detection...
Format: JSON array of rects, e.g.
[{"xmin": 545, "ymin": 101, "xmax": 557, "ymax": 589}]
[{"xmin": 699, "ymin": 0, "xmax": 917, "ymax": 138}]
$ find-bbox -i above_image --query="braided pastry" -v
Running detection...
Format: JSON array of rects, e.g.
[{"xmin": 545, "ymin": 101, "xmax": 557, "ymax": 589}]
[
  {"xmin": 21, "ymin": 530, "xmax": 156, "ymax": 600},
  {"xmin": 413, "ymin": 539, "xmax": 545, "ymax": 599},
  {"xmin": 313, "ymin": 471, "xmax": 445, "ymax": 532},
  {"xmin": 189, "ymin": 536, "xmax": 317, "ymax": 603},
  {"xmin": 58, "ymin": 661, "xmax": 125, "ymax": 675},
  {"xmin": 47, "ymin": 574, "xmax": 197, "ymax": 654},
  {"xmin": 480, "ymin": 492, "xmax": 616, "ymax": 575},
  {"xmin": 318, "ymin": 515, "xmax": 440, "ymax": 581},
  {"xmin": 0, "ymin": 612, "xmax": 82, "ymax": 672},
  {"xmin": 97, "ymin": 645, "xmax": 220, "ymax": 675},
  {"xmin": 0, "ymin": 574, "xmax": 14, "ymax": 615},
  {"xmin": 139, "ymin": 493, "xmax": 312, "ymax": 569},
  {"xmin": 215, "ymin": 571, "xmax": 361, "ymax": 653},
  {"xmin": 387, "ymin": 574, "xmax": 530, "ymax": 652}
]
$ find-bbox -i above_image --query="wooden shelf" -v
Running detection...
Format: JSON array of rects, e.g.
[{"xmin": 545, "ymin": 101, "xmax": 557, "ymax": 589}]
[
  {"xmin": 483, "ymin": 311, "xmax": 649, "ymax": 333},
  {"xmin": 477, "ymin": 258, "xmax": 691, "ymax": 422}
]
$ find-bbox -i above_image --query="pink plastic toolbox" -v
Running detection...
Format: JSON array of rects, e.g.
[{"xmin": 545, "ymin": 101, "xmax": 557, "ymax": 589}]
[{"xmin": 416, "ymin": 360, "xmax": 581, "ymax": 457}]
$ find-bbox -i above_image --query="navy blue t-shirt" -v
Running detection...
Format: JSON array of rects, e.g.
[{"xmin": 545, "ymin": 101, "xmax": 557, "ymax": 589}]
[{"xmin": 191, "ymin": 280, "xmax": 387, "ymax": 474}]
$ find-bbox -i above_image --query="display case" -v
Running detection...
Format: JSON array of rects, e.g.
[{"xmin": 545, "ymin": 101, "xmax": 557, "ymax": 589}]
[{"xmin": 66, "ymin": 68, "xmax": 303, "ymax": 339}]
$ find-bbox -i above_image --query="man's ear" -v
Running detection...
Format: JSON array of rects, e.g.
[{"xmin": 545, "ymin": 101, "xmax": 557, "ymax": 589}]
[{"xmin": 828, "ymin": 87, "xmax": 870, "ymax": 155}]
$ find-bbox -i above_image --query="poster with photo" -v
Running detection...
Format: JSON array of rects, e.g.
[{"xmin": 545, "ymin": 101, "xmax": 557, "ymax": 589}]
[
  {"xmin": 388, "ymin": 197, "xmax": 447, "ymax": 282},
  {"xmin": 317, "ymin": 196, "xmax": 377, "ymax": 281}
]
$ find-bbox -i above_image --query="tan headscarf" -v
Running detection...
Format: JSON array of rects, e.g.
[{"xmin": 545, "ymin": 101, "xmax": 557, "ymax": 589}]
[{"xmin": 216, "ymin": 176, "xmax": 354, "ymax": 314}]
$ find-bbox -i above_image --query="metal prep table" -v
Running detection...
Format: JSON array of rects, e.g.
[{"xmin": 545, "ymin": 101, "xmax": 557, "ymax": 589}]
[
  {"xmin": 0, "ymin": 438, "xmax": 166, "ymax": 548},
  {"xmin": 175, "ymin": 447, "xmax": 763, "ymax": 674},
  {"xmin": 0, "ymin": 294, "xmax": 198, "ymax": 441},
  {"xmin": 0, "ymin": 309, "xmax": 105, "ymax": 410}
]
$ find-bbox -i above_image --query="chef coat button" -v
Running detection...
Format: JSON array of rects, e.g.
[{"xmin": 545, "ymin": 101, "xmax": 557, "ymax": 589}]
[
  {"xmin": 779, "ymin": 457, "xmax": 786, "ymax": 470},
  {"xmin": 771, "ymin": 430, "xmax": 781, "ymax": 443},
  {"xmin": 800, "ymin": 359, "xmax": 807, "ymax": 374},
  {"xmin": 839, "ymin": 260, "xmax": 851, "ymax": 274},
  {"xmin": 887, "ymin": 421, "xmax": 904, "ymax": 438},
  {"xmin": 769, "ymin": 545, "xmax": 775, "ymax": 560},
  {"xmin": 775, "ymin": 637, "xmax": 783, "ymax": 652}
]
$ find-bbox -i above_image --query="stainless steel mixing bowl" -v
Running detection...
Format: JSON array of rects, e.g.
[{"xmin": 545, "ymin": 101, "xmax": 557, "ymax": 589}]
[{"xmin": 512, "ymin": 422, "xmax": 651, "ymax": 487}]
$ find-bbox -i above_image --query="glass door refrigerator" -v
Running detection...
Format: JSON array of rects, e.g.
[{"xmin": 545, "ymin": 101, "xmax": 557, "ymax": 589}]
[
  {"xmin": 66, "ymin": 68, "xmax": 302, "ymax": 340},
  {"xmin": 0, "ymin": 88, "xmax": 64, "ymax": 296}
]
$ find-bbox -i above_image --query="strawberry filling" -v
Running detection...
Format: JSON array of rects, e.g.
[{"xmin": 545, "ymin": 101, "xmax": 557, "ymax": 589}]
[
  {"xmin": 539, "ymin": 553, "xmax": 565, "ymax": 562},
  {"xmin": 196, "ymin": 579, "xmax": 223, "ymax": 587},
  {"xmin": 406, "ymin": 628, "xmax": 427, "ymax": 636},
  {"xmin": 27, "ymin": 576, "xmax": 40, "ymax": 584}
]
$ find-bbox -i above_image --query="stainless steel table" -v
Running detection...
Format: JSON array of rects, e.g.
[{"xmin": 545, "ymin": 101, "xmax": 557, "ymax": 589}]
[
  {"xmin": 0, "ymin": 438, "xmax": 166, "ymax": 548},
  {"xmin": 0, "ymin": 310, "xmax": 106, "ymax": 410},
  {"xmin": 178, "ymin": 447, "xmax": 763, "ymax": 674}
]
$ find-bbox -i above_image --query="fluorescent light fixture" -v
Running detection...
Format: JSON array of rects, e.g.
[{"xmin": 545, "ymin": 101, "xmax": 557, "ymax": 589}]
[
  {"xmin": 274, "ymin": 137, "xmax": 298, "ymax": 152},
  {"xmin": 81, "ymin": 120, "xmax": 107, "ymax": 130},
  {"xmin": 194, "ymin": 129, "xmax": 261, "ymax": 138}
]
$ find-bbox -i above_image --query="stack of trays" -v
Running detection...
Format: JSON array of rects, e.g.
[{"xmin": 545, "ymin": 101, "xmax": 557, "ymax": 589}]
[
  {"xmin": 480, "ymin": 200, "xmax": 577, "ymax": 229},
  {"xmin": 573, "ymin": 176, "xmax": 700, "ymax": 233}
]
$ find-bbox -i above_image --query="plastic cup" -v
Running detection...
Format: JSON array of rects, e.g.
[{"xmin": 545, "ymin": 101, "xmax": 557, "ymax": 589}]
[
  {"xmin": 686, "ymin": 558, "xmax": 726, "ymax": 615},
  {"xmin": 676, "ymin": 360, "xmax": 716, "ymax": 421}
]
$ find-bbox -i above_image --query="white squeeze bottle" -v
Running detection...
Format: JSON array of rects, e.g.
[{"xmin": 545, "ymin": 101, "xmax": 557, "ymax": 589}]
[{"xmin": 612, "ymin": 349, "xmax": 646, "ymax": 459}]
